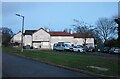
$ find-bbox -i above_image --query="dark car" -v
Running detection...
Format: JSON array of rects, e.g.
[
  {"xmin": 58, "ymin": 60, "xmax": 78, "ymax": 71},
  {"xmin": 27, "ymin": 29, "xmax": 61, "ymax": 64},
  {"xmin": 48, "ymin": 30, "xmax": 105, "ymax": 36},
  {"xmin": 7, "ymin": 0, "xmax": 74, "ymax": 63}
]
[
  {"xmin": 102, "ymin": 47, "xmax": 111, "ymax": 53},
  {"xmin": 86, "ymin": 46, "xmax": 95, "ymax": 52},
  {"xmin": 109, "ymin": 47, "xmax": 120, "ymax": 54}
]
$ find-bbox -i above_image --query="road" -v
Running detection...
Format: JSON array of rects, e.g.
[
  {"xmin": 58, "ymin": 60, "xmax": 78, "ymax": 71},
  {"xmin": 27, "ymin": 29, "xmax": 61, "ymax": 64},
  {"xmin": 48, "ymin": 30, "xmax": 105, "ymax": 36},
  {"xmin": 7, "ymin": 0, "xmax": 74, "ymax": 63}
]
[{"xmin": 2, "ymin": 52, "xmax": 92, "ymax": 77}]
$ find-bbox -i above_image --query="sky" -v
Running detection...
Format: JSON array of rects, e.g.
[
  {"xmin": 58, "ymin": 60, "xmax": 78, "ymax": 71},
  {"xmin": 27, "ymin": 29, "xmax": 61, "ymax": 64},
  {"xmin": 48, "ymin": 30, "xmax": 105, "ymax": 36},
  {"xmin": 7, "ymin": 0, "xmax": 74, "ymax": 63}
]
[{"xmin": 2, "ymin": 2, "xmax": 118, "ymax": 34}]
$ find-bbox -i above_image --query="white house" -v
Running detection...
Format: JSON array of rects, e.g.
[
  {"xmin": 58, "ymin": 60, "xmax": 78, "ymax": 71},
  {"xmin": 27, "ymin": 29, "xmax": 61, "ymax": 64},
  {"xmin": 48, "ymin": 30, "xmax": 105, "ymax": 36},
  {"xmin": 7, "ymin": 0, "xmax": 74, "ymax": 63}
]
[
  {"xmin": 11, "ymin": 28, "xmax": 95, "ymax": 49},
  {"xmin": 11, "ymin": 31, "xmax": 22, "ymax": 43},
  {"xmin": 72, "ymin": 33, "xmax": 95, "ymax": 47}
]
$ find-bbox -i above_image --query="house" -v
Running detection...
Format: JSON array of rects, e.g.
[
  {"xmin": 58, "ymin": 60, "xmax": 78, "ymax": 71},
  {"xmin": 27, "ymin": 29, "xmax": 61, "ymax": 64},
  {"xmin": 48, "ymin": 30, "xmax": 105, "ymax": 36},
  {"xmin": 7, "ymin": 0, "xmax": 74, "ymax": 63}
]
[
  {"xmin": 72, "ymin": 33, "xmax": 94, "ymax": 47},
  {"xmin": 11, "ymin": 28, "xmax": 95, "ymax": 49},
  {"xmin": 10, "ymin": 31, "xmax": 23, "ymax": 46}
]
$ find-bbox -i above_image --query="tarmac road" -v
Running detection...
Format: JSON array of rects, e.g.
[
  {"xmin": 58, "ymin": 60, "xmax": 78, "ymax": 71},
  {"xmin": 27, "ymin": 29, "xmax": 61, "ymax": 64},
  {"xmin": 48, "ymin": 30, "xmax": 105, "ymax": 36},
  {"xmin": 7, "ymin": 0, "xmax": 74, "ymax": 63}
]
[{"xmin": 2, "ymin": 52, "xmax": 92, "ymax": 77}]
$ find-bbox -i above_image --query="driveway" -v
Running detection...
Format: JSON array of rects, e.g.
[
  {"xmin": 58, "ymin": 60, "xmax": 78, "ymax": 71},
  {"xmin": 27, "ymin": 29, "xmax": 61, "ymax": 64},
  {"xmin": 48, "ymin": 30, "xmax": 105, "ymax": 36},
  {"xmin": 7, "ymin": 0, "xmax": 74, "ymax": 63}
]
[{"xmin": 2, "ymin": 52, "xmax": 92, "ymax": 77}]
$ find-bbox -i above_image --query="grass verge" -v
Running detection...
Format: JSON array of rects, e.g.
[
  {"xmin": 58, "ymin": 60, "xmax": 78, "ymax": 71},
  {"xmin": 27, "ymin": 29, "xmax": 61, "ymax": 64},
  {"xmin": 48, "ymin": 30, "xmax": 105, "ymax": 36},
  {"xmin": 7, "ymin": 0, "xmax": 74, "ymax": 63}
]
[{"xmin": 2, "ymin": 47, "xmax": 120, "ymax": 77}]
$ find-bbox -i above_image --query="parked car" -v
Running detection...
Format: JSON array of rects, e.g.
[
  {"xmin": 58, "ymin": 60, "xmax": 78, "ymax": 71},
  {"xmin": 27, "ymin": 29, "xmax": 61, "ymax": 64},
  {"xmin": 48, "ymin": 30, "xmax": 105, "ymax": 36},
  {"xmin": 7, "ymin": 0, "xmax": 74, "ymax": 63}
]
[
  {"xmin": 69, "ymin": 46, "xmax": 74, "ymax": 51},
  {"xmin": 77, "ymin": 45, "xmax": 84, "ymax": 48},
  {"xmin": 53, "ymin": 43, "xmax": 58, "ymax": 50},
  {"xmin": 86, "ymin": 46, "xmax": 95, "ymax": 52},
  {"xmin": 72, "ymin": 46, "xmax": 85, "ymax": 52},
  {"xmin": 102, "ymin": 47, "xmax": 111, "ymax": 53},
  {"xmin": 53, "ymin": 43, "xmax": 71, "ymax": 51},
  {"xmin": 109, "ymin": 47, "xmax": 120, "ymax": 54},
  {"xmin": 33, "ymin": 46, "xmax": 38, "ymax": 49}
]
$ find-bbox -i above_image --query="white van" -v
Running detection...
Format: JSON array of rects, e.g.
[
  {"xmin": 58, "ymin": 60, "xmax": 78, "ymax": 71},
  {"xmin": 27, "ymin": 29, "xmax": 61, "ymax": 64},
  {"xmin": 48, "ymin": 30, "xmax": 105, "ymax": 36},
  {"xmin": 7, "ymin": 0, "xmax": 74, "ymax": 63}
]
[{"xmin": 53, "ymin": 43, "xmax": 71, "ymax": 51}]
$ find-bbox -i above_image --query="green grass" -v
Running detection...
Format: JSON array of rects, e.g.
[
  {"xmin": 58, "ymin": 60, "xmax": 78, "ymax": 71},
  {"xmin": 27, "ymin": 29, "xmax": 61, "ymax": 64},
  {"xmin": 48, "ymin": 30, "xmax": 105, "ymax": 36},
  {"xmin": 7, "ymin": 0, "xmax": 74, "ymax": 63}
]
[{"xmin": 3, "ymin": 47, "xmax": 120, "ymax": 77}]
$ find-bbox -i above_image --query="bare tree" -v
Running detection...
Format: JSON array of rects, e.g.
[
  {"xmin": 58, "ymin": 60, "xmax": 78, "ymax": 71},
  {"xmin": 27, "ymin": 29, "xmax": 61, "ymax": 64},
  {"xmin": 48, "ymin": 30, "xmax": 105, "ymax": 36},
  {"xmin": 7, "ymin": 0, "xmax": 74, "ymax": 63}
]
[
  {"xmin": 1, "ymin": 27, "xmax": 13, "ymax": 46},
  {"xmin": 73, "ymin": 19, "xmax": 94, "ymax": 46},
  {"xmin": 95, "ymin": 18, "xmax": 117, "ymax": 43},
  {"xmin": 114, "ymin": 18, "xmax": 120, "ymax": 47}
]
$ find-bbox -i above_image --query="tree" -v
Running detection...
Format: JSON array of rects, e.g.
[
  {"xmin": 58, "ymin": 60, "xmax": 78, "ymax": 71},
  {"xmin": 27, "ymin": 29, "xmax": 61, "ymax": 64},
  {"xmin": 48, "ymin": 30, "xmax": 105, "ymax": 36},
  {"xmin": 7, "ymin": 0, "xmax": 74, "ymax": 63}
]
[
  {"xmin": 105, "ymin": 39, "xmax": 118, "ymax": 47},
  {"xmin": 95, "ymin": 18, "xmax": 116, "ymax": 43},
  {"xmin": 1, "ymin": 27, "xmax": 13, "ymax": 46},
  {"xmin": 72, "ymin": 19, "xmax": 95, "ymax": 46},
  {"xmin": 73, "ymin": 19, "xmax": 94, "ymax": 34},
  {"xmin": 114, "ymin": 18, "xmax": 120, "ymax": 47}
]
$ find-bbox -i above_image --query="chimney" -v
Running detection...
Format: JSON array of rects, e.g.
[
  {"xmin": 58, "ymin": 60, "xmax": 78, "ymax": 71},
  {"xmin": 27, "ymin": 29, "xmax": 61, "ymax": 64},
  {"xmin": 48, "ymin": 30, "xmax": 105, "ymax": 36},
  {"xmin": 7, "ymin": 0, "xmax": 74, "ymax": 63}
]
[
  {"xmin": 46, "ymin": 29, "xmax": 50, "ymax": 32},
  {"xmin": 70, "ymin": 30, "xmax": 73, "ymax": 34},
  {"xmin": 69, "ymin": 29, "xmax": 73, "ymax": 34}
]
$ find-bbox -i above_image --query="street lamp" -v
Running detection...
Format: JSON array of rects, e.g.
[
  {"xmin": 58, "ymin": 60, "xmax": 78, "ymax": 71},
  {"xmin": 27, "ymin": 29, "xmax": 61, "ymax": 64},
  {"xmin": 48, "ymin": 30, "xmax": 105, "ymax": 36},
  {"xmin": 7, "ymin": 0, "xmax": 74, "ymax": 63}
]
[{"xmin": 16, "ymin": 13, "xmax": 24, "ymax": 52}]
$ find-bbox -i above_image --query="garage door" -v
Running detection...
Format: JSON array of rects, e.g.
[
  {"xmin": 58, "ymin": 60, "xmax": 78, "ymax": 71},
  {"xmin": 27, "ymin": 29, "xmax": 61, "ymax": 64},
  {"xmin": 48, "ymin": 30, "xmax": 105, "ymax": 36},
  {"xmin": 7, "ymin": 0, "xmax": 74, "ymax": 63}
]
[
  {"xmin": 33, "ymin": 43, "xmax": 41, "ymax": 49},
  {"xmin": 42, "ymin": 42, "xmax": 49, "ymax": 48}
]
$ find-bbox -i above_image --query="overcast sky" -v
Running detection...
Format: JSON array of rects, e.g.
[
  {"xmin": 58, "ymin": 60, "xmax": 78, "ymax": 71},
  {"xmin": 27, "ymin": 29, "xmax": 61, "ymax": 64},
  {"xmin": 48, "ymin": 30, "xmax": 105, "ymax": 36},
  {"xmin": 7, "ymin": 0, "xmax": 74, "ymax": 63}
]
[{"xmin": 2, "ymin": 2, "xmax": 118, "ymax": 33}]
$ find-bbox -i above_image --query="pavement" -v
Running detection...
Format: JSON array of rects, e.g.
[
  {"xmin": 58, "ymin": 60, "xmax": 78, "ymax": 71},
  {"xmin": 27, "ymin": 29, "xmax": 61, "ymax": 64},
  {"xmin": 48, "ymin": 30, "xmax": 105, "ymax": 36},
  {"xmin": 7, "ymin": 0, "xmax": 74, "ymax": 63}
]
[{"xmin": 2, "ymin": 52, "xmax": 93, "ymax": 77}]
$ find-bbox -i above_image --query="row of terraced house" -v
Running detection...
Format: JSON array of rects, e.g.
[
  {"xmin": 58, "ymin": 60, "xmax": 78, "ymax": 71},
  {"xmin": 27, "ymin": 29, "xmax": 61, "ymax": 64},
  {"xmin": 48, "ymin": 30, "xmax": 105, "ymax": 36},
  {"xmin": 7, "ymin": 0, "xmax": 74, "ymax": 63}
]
[{"xmin": 11, "ymin": 28, "xmax": 95, "ymax": 49}]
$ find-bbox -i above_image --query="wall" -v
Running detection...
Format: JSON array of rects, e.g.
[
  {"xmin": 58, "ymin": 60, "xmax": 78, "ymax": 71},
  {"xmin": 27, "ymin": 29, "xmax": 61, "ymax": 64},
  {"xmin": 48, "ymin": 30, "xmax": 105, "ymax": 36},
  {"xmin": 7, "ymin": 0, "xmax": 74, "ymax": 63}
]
[
  {"xmin": 74, "ymin": 38, "xmax": 94, "ymax": 47},
  {"xmin": 32, "ymin": 29, "xmax": 50, "ymax": 49},
  {"xmin": 32, "ymin": 29, "xmax": 50, "ymax": 41},
  {"xmin": 24, "ymin": 35, "xmax": 32, "ymax": 46},
  {"xmin": 11, "ymin": 32, "xmax": 22, "ymax": 43},
  {"xmin": 86, "ymin": 38, "xmax": 94, "ymax": 47}
]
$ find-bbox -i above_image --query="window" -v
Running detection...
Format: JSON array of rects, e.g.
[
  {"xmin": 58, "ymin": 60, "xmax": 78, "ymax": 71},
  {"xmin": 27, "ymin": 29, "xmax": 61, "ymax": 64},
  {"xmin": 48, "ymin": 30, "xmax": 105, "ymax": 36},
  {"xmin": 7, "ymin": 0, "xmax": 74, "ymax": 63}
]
[
  {"xmin": 64, "ymin": 44, "xmax": 70, "ymax": 47},
  {"xmin": 62, "ymin": 44, "xmax": 65, "ymax": 47},
  {"xmin": 57, "ymin": 44, "xmax": 61, "ymax": 47}
]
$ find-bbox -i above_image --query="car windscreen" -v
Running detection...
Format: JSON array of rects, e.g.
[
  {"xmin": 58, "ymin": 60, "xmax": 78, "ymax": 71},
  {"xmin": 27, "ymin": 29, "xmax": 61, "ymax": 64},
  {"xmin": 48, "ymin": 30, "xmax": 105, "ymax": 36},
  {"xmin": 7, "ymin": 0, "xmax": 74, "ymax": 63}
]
[{"xmin": 64, "ymin": 44, "xmax": 70, "ymax": 47}]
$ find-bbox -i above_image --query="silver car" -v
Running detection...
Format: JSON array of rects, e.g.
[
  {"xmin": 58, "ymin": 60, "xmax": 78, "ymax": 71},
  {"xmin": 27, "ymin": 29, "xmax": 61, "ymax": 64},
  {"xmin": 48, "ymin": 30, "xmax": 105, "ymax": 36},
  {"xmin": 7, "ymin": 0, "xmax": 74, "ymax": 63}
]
[
  {"xmin": 72, "ymin": 46, "xmax": 85, "ymax": 52},
  {"xmin": 109, "ymin": 47, "xmax": 120, "ymax": 54},
  {"xmin": 53, "ymin": 43, "xmax": 71, "ymax": 51}
]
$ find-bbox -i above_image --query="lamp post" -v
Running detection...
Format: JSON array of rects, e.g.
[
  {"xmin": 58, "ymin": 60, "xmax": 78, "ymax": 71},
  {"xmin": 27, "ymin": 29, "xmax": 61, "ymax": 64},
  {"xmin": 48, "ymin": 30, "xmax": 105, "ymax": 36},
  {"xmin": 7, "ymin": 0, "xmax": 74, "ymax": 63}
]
[{"xmin": 16, "ymin": 14, "xmax": 24, "ymax": 52}]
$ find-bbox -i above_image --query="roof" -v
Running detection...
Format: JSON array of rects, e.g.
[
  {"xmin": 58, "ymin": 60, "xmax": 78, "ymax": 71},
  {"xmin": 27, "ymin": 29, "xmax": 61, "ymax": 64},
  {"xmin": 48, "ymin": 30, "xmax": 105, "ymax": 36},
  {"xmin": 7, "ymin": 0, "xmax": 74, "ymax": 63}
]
[
  {"xmin": 72, "ymin": 33, "xmax": 94, "ymax": 38},
  {"xmin": 24, "ymin": 29, "xmax": 94, "ymax": 38},
  {"xmin": 24, "ymin": 30, "xmax": 37, "ymax": 35},
  {"xmin": 49, "ymin": 32, "xmax": 73, "ymax": 36}
]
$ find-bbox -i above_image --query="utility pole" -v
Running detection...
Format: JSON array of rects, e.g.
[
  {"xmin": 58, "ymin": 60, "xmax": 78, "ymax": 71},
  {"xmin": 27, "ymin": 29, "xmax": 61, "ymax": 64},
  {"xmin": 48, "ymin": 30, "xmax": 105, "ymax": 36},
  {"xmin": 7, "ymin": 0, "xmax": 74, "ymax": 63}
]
[{"xmin": 16, "ymin": 14, "xmax": 24, "ymax": 52}]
